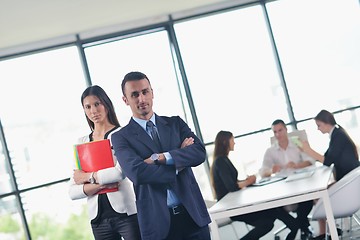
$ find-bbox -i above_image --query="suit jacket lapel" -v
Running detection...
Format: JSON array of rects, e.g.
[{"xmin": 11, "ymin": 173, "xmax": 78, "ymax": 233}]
[{"xmin": 128, "ymin": 118, "xmax": 159, "ymax": 152}]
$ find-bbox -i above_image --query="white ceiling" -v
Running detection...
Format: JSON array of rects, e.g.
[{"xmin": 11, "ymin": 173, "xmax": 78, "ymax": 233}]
[{"xmin": 0, "ymin": 0, "xmax": 240, "ymax": 52}]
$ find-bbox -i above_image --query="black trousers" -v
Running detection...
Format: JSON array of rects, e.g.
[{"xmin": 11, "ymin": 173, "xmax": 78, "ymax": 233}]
[
  {"xmin": 296, "ymin": 200, "xmax": 314, "ymax": 231},
  {"xmin": 276, "ymin": 207, "xmax": 299, "ymax": 240},
  {"xmin": 91, "ymin": 214, "xmax": 141, "ymax": 240},
  {"xmin": 276, "ymin": 201, "xmax": 314, "ymax": 240},
  {"xmin": 231, "ymin": 208, "xmax": 276, "ymax": 240},
  {"xmin": 165, "ymin": 205, "xmax": 210, "ymax": 240}
]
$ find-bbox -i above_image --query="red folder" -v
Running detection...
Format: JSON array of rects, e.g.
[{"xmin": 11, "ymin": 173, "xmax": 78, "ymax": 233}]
[{"xmin": 73, "ymin": 139, "xmax": 118, "ymax": 194}]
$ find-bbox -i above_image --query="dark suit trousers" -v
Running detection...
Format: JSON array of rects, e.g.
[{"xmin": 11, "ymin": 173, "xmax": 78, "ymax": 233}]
[{"xmin": 165, "ymin": 205, "xmax": 210, "ymax": 240}]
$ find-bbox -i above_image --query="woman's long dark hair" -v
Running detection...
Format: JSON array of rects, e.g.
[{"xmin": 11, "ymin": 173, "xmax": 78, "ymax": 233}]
[
  {"xmin": 315, "ymin": 109, "xmax": 358, "ymax": 159},
  {"xmin": 213, "ymin": 131, "xmax": 233, "ymax": 159},
  {"xmin": 210, "ymin": 131, "xmax": 233, "ymax": 192},
  {"xmin": 81, "ymin": 85, "xmax": 120, "ymax": 131},
  {"xmin": 315, "ymin": 109, "xmax": 337, "ymax": 126}
]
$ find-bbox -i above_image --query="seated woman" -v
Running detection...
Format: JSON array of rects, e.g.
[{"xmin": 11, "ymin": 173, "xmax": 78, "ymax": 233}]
[
  {"xmin": 210, "ymin": 130, "xmax": 299, "ymax": 240},
  {"xmin": 300, "ymin": 109, "xmax": 360, "ymax": 239}
]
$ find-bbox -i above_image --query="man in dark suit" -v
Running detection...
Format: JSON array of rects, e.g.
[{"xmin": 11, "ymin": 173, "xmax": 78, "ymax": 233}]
[{"xmin": 111, "ymin": 71, "xmax": 211, "ymax": 240}]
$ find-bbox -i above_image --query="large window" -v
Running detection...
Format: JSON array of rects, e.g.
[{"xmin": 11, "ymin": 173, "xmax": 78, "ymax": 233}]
[
  {"xmin": 0, "ymin": 46, "xmax": 91, "ymax": 238},
  {"xmin": 84, "ymin": 30, "xmax": 191, "ymax": 127},
  {"xmin": 0, "ymin": 47, "xmax": 87, "ymax": 188},
  {"xmin": 267, "ymin": 0, "xmax": 360, "ymax": 120},
  {"xmin": 267, "ymin": 0, "xmax": 360, "ymax": 175},
  {"xmin": 0, "ymin": 195, "xmax": 24, "ymax": 239},
  {"xmin": 0, "ymin": 0, "xmax": 360, "ymax": 237},
  {"xmin": 0, "ymin": 143, "xmax": 13, "ymax": 195},
  {"xmin": 22, "ymin": 183, "xmax": 93, "ymax": 240},
  {"xmin": 174, "ymin": 4, "xmax": 290, "ymax": 144},
  {"xmin": 174, "ymin": 4, "xmax": 291, "ymax": 181}
]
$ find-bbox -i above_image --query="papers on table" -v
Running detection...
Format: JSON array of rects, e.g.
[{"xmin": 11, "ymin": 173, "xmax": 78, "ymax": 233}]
[
  {"xmin": 285, "ymin": 166, "xmax": 316, "ymax": 182},
  {"xmin": 252, "ymin": 176, "xmax": 287, "ymax": 186},
  {"xmin": 253, "ymin": 165, "xmax": 317, "ymax": 186}
]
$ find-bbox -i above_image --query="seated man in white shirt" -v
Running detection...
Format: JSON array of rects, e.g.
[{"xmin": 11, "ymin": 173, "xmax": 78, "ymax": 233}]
[{"xmin": 259, "ymin": 119, "xmax": 316, "ymax": 240}]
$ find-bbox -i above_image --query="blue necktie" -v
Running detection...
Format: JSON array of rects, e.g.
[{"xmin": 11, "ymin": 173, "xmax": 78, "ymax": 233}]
[
  {"xmin": 146, "ymin": 121, "xmax": 162, "ymax": 151},
  {"xmin": 147, "ymin": 121, "xmax": 180, "ymax": 206}
]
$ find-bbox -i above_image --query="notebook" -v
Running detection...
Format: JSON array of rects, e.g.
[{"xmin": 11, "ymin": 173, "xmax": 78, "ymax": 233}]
[
  {"xmin": 285, "ymin": 169, "xmax": 315, "ymax": 182},
  {"xmin": 73, "ymin": 139, "xmax": 117, "ymax": 194},
  {"xmin": 252, "ymin": 176, "xmax": 287, "ymax": 186}
]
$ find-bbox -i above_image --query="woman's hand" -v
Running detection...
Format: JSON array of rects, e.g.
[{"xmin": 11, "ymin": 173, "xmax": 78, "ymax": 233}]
[
  {"xmin": 100, "ymin": 182, "xmax": 120, "ymax": 190},
  {"xmin": 83, "ymin": 182, "xmax": 120, "ymax": 196},
  {"xmin": 246, "ymin": 175, "xmax": 256, "ymax": 185},
  {"xmin": 299, "ymin": 140, "xmax": 324, "ymax": 163},
  {"xmin": 238, "ymin": 175, "xmax": 256, "ymax": 188},
  {"xmin": 299, "ymin": 140, "xmax": 311, "ymax": 153},
  {"xmin": 73, "ymin": 169, "xmax": 90, "ymax": 185}
]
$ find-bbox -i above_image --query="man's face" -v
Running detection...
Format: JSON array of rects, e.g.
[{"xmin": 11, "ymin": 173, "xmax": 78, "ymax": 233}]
[
  {"xmin": 122, "ymin": 78, "xmax": 154, "ymax": 120},
  {"xmin": 272, "ymin": 123, "xmax": 288, "ymax": 142}
]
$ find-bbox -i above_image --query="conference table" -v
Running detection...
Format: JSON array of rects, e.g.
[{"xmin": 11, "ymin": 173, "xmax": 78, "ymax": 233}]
[{"xmin": 208, "ymin": 165, "xmax": 338, "ymax": 240}]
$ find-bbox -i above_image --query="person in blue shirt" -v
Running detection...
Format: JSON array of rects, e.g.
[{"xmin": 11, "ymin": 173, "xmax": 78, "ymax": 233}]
[{"xmin": 111, "ymin": 71, "xmax": 211, "ymax": 240}]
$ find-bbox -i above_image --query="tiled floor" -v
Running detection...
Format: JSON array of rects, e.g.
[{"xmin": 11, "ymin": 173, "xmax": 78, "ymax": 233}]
[
  {"xmin": 268, "ymin": 215, "xmax": 360, "ymax": 240},
  {"xmin": 215, "ymin": 212, "xmax": 360, "ymax": 240}
]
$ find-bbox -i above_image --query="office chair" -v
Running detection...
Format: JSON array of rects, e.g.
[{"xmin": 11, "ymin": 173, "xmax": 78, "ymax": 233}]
[
  {"xmin": 343, "ymin": 213, "xmax": 360, "ymax": 237},
  {"xmin": 206, "ymin": 200, "xmax": 254, "ymax": 240},
  {"xmin": 270, "ymin": 129, "xmax": 307, "ymax": 145},
  {"xmin": 311, "ymin": 166, "xmax": 360, "ymax": 240},
  {"xmin": 352, "ymin": 213, "xmax": 360, "ymax": 228},
  {"xmin": 205, "ymin": 200, "xmax": 241, "ymax": 240}
]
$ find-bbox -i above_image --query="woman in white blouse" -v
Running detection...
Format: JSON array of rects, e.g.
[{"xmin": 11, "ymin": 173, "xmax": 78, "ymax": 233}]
[{"xmin": 69, "ymin": 85, "xmax": 140, "ymax": 240}]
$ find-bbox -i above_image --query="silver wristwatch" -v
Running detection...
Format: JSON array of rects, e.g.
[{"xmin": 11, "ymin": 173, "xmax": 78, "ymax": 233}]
[
  {"xmin": 150, "ymin": 153, "xmax": 160, "ymax": 165},
  {"xmin": 88, "ymin": 172, "xmax": 96, "ymax": 184}
]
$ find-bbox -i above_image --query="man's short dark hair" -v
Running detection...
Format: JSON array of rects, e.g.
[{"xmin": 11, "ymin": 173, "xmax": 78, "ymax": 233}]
[
  {"xmin": 272, "ymin": 119, "xmax": 286, "ymax": 127},
  {"xmin": 121, "ymin": 71, "xmax": 150, "ymax": 96}
]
